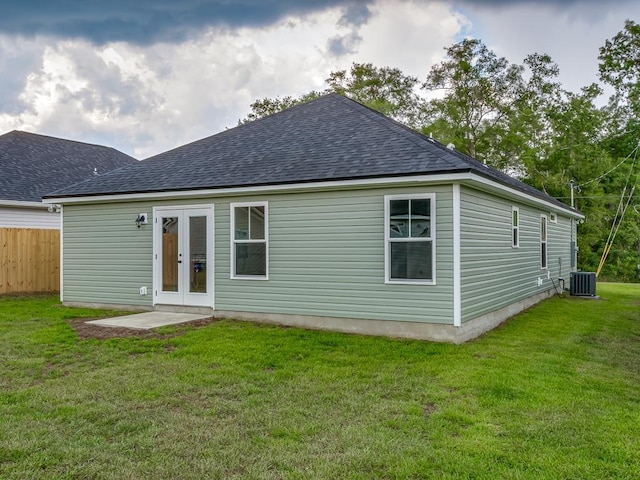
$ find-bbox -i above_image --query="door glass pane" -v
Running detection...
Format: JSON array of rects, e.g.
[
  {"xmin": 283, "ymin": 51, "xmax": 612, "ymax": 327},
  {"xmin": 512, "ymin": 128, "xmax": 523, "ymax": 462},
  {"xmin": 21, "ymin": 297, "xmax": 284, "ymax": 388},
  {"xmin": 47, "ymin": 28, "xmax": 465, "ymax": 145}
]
[
  {"xmin": 162, "ymin": 217, "xmax": 179, "ymax": 292},
  {"xmin": 189, "ymin": 216, "xmax": 207, "ymax": 293}
]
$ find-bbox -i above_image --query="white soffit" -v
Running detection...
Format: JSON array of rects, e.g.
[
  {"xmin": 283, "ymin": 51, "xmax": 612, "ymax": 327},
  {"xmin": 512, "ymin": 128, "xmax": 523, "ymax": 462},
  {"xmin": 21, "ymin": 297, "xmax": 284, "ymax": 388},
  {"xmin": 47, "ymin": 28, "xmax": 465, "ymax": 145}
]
[{"xmin": 44, "ymin": 171, "xmax": 583, "ymax": 219}]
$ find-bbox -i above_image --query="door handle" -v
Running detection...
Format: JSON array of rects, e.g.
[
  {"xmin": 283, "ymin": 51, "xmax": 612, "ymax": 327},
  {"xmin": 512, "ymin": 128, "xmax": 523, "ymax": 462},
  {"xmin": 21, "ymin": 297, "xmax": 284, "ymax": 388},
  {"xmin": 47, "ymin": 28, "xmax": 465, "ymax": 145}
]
[{"xmin": 178, "ymin": 253, "xmax": 182, "ymax": 264}]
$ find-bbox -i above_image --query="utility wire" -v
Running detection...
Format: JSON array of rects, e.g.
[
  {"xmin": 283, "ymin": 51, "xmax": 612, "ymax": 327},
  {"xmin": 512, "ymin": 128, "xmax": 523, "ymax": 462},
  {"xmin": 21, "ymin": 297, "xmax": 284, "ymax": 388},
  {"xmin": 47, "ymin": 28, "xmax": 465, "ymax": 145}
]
[
  {"xmin": 596, "ymin": 142, "xmax": 639, "ymax": 277},
  {"xmin": 578, "ymin": 140, "xmax": 640, "ymax": 188}
]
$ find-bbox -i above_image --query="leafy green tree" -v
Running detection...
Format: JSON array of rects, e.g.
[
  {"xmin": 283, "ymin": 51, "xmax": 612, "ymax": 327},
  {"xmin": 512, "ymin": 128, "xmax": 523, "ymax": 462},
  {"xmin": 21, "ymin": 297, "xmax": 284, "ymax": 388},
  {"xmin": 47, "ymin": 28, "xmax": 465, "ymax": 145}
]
[
  {"xmin": 240, "ymin": 91, "xmax": 324, "ymax": 124},
  {"xmin": 599, "ymin": 19, "xmax": 640, "ymax": 118},
  {"xmin": 241, "ymin": 63, "xmax": 422, "ymax": 125},
  {"xmin": 524, "ymin": 84, "xmax": 613, "ymax": 273},
  {"xmin": 497, "ymin": 53, "xmax": 562, "ymax": 175},
  {"xmin": 326, "ymin": 63, "xmax": 423, "ymax": 126},
  {"xmin": 421, "ymin": 38, "xmax": 524, "ymax": 165},
  {"xmin": 595, "ymin": 20, "xmax": 640, "ymax": 280},
  {"xmin": 523, "ymin": 84, "xmax": 608, "ymax": 196}
]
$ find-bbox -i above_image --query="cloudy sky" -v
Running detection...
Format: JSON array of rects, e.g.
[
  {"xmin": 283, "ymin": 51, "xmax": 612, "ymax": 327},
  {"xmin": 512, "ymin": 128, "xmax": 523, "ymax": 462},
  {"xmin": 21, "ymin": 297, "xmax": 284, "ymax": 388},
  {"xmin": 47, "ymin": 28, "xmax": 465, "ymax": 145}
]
[{"xmin": 0, "ymin": 0, "xmax": 638, "ymax": 159}]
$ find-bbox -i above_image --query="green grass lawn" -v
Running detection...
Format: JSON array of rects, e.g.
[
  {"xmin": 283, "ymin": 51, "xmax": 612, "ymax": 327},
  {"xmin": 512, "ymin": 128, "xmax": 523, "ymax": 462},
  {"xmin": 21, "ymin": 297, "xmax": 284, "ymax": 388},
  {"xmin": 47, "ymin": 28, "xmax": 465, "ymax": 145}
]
[{"xmin": 1, "ymin": 285, "xmax": 639, "ymax": 479}]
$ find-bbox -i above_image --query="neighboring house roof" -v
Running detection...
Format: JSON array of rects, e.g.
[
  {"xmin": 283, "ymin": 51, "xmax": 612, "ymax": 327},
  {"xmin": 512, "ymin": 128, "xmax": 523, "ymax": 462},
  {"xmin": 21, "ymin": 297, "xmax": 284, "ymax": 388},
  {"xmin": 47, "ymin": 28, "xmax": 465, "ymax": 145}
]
[
  {"xmin": 0, "ymin": 130, "xmax": 137, "ymax": 204},
  {"xmin": 45, "ymin": 94, "xmax": 575, "ymax": 213}
]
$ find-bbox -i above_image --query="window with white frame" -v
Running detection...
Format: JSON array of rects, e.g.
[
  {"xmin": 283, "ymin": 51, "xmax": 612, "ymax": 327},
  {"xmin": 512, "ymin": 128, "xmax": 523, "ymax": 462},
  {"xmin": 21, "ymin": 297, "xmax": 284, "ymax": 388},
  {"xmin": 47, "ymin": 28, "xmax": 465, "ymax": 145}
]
[
  {"xmin": 540, "ymin": 215, "xmax": 548, "ymax": 269},
  {"xmin": 231, "ymin": 202, "xmax": 268, "ymax": 278},
  {"xmin": 549, "ymin": 212, "xmax": 557, "ymax": 223},
  {"xmin": 512, "ymin": 207, "xmax": 519, "ymax": 248},
  {"xmin": 385, "ymin": 194, "xmax": 435, "ymax": 284}
]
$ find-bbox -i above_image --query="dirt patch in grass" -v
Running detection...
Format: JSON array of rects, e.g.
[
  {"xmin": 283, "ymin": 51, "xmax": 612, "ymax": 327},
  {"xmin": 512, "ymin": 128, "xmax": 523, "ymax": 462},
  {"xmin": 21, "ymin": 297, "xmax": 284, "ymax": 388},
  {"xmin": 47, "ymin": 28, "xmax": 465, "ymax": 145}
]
[
  {"xmin": 66, "ymin": 317, "xmax": 218, "ymax": 340},
  {"xmin": 423, "ymin": 402, "xmax": 438, "ymax": 417}
]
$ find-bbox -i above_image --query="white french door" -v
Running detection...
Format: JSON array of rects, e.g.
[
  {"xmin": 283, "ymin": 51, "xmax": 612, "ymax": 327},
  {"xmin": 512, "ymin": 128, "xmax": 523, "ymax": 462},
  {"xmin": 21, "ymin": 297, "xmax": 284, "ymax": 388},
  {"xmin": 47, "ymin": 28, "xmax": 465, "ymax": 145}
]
[{"xmin": 153, "ymin": 206, "xmax": 214, "ymax": 307}]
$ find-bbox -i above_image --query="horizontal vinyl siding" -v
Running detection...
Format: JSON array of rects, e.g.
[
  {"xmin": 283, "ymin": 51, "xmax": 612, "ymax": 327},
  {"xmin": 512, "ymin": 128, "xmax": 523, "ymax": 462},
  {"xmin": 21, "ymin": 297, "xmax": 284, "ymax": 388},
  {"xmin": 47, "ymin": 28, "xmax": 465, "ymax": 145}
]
[
  {"xmin": 63, "ymin": 202, "xmax": 154, "ymax": 306},
  {"xmin": 0, "ymin": 206, "xmax": 60, "ymax": 229},
  {"xmin": 62, "ymin": 185, "xmax": 454, "ymax": 324},
  {"xmin": 216, "ymin": 186, "xmax": 455, "ymax": 324},
  {"xmin": 548, "ymin": 215, "xmax": 573, "ymax": 280},
  {"xmin": 460, "ymin": 186, "xmax": 573, "ymax": 323}
]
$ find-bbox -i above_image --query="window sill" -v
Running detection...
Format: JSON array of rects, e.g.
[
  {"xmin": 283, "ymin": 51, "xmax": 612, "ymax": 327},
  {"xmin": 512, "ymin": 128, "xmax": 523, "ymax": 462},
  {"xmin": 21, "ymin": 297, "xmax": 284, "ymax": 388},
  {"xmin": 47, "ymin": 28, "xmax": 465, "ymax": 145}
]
[{"xmin": 385, "ymin": 279, "xmax": 436, "ymax": 286}]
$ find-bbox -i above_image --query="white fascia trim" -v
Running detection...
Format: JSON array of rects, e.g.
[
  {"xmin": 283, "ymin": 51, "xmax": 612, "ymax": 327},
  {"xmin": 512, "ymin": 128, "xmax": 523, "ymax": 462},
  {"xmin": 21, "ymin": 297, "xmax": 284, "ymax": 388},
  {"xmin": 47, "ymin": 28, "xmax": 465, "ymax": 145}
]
[
  {"xmin": 0, "ymin": 199, "xmax": 50, "ymax": 209},
  {"xmin": 44, "ymin": 170, "xmax": 582, "ymax": 219},
  {"xmin": 44, "ymin": 173, "xmax": 472, "ymax": 205},
  {"xmin": 468, "ymin": 174, "xmax": 584, "ymax": 219},
  {"xmin": 452, "ymin": 183, "xmax": 461, "ymax": 327}
]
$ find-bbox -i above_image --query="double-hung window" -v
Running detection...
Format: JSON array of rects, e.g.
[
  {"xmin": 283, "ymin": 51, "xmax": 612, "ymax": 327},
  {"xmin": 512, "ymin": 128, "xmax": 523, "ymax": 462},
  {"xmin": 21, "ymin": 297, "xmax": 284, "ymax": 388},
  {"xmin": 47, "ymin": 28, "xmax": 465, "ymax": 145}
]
[
  {"xmin": 231, "ymin": 202, "xmax": 268, "ymax": 279},
  {"xmin": 385, "ymin": 194, "xmax": 435, "ymax": 284},
  {"xmin": 540, "ymin": 214, "xmax": 548, "ymax": 269},
  {"xmin": 512, "ymin": 207, "xmax": 519, "ymax": 248}
]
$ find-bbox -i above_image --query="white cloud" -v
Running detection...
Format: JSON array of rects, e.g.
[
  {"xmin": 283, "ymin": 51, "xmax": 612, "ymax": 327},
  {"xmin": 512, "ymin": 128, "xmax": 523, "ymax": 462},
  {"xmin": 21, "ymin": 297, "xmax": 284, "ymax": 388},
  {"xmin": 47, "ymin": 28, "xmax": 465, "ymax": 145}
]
[
  {"xmin": 0, "ymin": 0, "xmax": 468, "ymax": 157},
  {"xmin": 353, "ymin": 1, "xmax": 470, "ymax": 79},
  {"xmin": 461, "ymin": 2, "xmax": 640, "ymax": 95}
]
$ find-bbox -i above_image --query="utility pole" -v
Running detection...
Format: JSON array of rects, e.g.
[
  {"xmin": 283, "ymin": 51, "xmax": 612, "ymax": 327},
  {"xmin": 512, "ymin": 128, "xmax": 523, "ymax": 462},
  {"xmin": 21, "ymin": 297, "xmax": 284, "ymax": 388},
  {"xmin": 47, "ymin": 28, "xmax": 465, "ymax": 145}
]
[{"xmin": 570, "ymin": 179, "xmax": 575, "ymax": 209}]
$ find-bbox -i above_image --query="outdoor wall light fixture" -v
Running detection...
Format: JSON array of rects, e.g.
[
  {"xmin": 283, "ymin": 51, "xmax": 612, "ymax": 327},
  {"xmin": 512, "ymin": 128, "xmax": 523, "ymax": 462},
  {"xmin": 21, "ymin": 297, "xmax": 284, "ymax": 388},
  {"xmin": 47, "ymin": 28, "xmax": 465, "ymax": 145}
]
[{"xmin": 135, "ymin": 213, "xmax": 148, "ymax": 228}]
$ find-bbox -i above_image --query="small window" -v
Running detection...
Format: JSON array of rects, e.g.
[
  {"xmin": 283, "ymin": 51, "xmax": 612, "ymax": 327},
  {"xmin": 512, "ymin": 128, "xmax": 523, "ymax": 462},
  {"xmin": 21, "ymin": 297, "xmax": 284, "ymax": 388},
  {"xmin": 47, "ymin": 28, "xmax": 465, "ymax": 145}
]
[
  {"xmin": 549, "ymin": 212, "xmax": 557, "ymax": 223},
  {"xmin": 540, "ymin": 215, "xmax": 548, "ymax": 269},
  {"xmin": 512, "ymin": 207, "xmax": 519, "ymax": 248},
  {"xmin": 385, "ymin": 194, "xmax": 435, "ymax": 284},
  {"xmin": 231, "ymin": 202, "xmax": 268, "ymax": 279}
]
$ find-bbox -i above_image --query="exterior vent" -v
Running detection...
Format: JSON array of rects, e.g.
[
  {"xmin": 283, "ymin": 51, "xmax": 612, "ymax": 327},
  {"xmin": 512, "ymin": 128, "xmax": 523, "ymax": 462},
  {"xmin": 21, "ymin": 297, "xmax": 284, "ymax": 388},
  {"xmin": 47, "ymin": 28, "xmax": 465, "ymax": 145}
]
[{"xmin": 570, "ymin": 271, "xmax": 596, "ymax": 296}]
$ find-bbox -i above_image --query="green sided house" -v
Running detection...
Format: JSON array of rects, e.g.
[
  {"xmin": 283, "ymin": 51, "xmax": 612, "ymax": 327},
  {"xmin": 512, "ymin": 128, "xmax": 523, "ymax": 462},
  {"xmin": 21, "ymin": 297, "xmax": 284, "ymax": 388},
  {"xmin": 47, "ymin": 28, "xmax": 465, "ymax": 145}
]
[{"xmin": 44, "ymin": 94, "xmax": 583, "ymax": 343}]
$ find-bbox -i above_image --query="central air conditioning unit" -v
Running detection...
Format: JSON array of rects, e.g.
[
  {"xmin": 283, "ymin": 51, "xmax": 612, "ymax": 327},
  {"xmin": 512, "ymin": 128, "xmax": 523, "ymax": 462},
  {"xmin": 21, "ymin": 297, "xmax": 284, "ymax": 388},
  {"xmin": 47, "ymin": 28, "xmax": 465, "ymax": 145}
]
[{"xmin": 570, "ymin": 271, "xmax": 596, "ymax": 296}]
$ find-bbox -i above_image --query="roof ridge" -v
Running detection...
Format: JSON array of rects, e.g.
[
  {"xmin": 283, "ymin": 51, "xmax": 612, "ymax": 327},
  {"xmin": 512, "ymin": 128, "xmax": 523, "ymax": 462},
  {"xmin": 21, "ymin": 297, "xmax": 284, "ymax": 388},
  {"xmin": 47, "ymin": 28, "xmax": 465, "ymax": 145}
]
[
  {"xmin": 42, "ymin": 93, "xmax": 576, "ymax": 214},
  {"xmin": 1, "ymin": 129, "xmax": 137, "ymax": 159}
]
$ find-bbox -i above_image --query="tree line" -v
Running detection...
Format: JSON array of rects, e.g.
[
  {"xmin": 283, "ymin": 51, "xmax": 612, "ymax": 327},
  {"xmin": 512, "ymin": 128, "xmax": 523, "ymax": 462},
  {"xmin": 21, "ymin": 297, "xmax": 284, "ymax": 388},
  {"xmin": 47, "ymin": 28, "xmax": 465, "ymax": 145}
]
[{"xmin": 243, "ymin": 20, "xmax": 640, "ymax": 282}]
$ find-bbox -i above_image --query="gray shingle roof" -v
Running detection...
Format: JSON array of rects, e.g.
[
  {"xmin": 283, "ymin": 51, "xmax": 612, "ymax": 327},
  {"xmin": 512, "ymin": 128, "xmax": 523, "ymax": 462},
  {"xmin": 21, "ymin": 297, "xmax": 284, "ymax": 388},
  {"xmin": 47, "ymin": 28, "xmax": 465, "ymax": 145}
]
[
  {"xmin": 0, "ymin": 130, "xmax": 137, "ymax": 203},
  {"xmin": 46, "ymin": 94, "xmax": 572, "ymax": 211}
]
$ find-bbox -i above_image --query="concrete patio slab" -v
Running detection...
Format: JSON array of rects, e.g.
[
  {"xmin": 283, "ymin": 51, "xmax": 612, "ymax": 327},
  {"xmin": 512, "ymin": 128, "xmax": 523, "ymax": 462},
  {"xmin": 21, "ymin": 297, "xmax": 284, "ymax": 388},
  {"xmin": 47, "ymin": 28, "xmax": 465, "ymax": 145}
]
[{"xmin": 86, "ymin": 312, "xmax": 211, "ymax": 330}]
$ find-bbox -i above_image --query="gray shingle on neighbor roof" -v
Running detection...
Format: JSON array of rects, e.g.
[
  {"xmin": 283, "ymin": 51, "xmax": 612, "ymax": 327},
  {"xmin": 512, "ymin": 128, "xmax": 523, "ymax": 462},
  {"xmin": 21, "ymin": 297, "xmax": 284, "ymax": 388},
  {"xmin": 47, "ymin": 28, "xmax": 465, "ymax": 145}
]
[
  {"xmin": 46, "ymin": 94, "xmax": 571, "ymax": 211},
  {"xmin": 0, "ymin": 130, "xmax": 137, "ymax": 203}
]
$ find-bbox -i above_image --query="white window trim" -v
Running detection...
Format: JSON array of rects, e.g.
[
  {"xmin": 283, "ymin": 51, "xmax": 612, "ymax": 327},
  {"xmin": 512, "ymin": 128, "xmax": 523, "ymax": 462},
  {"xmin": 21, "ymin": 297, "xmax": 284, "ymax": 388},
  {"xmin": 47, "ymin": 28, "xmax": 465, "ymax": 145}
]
[
  {"xmin": 540, "ymin": 214, "xmax": 548, "ymax": 270},
  {"xmin": 453, "ymin": 184, "xmax": 461, "ymax": 327},
  {"xmin": 384, "ymin": 193, "xmax": 436, "ymax": 285},
  {"xmin": 512, "ymin": 206, "xmax": 520, "ymax": 248},
  {"xmin": 230, "ymin": 201, "xmax": 269, "ymax": 280},
  {"xmin": 59, "ymin": 205, "xmax": 64, "ymax": 302}
]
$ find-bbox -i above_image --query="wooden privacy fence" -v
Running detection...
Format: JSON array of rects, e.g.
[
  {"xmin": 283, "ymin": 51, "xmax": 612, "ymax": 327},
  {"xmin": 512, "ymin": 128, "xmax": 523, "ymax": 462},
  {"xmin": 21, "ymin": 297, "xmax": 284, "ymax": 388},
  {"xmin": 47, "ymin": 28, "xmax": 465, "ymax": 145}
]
[{"xmin": 0, "ymin": 228, "xmax": 60, "ymax": 294}]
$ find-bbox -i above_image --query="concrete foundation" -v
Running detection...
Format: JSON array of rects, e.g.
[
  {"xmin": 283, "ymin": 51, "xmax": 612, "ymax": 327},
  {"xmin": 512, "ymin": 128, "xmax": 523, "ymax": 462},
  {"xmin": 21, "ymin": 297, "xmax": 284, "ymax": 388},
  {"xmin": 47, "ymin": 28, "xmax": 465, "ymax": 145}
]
[
  {"xmin": 65, "ymin": 288, "xmax": 557, "ymax": 343},
  {"xmin": 213, "ymin": 288, "xmax": 557, "ymax": 343},
  {"xmin": 64, "ymin": 301, "xmax": 153, "ymax": 312}
]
